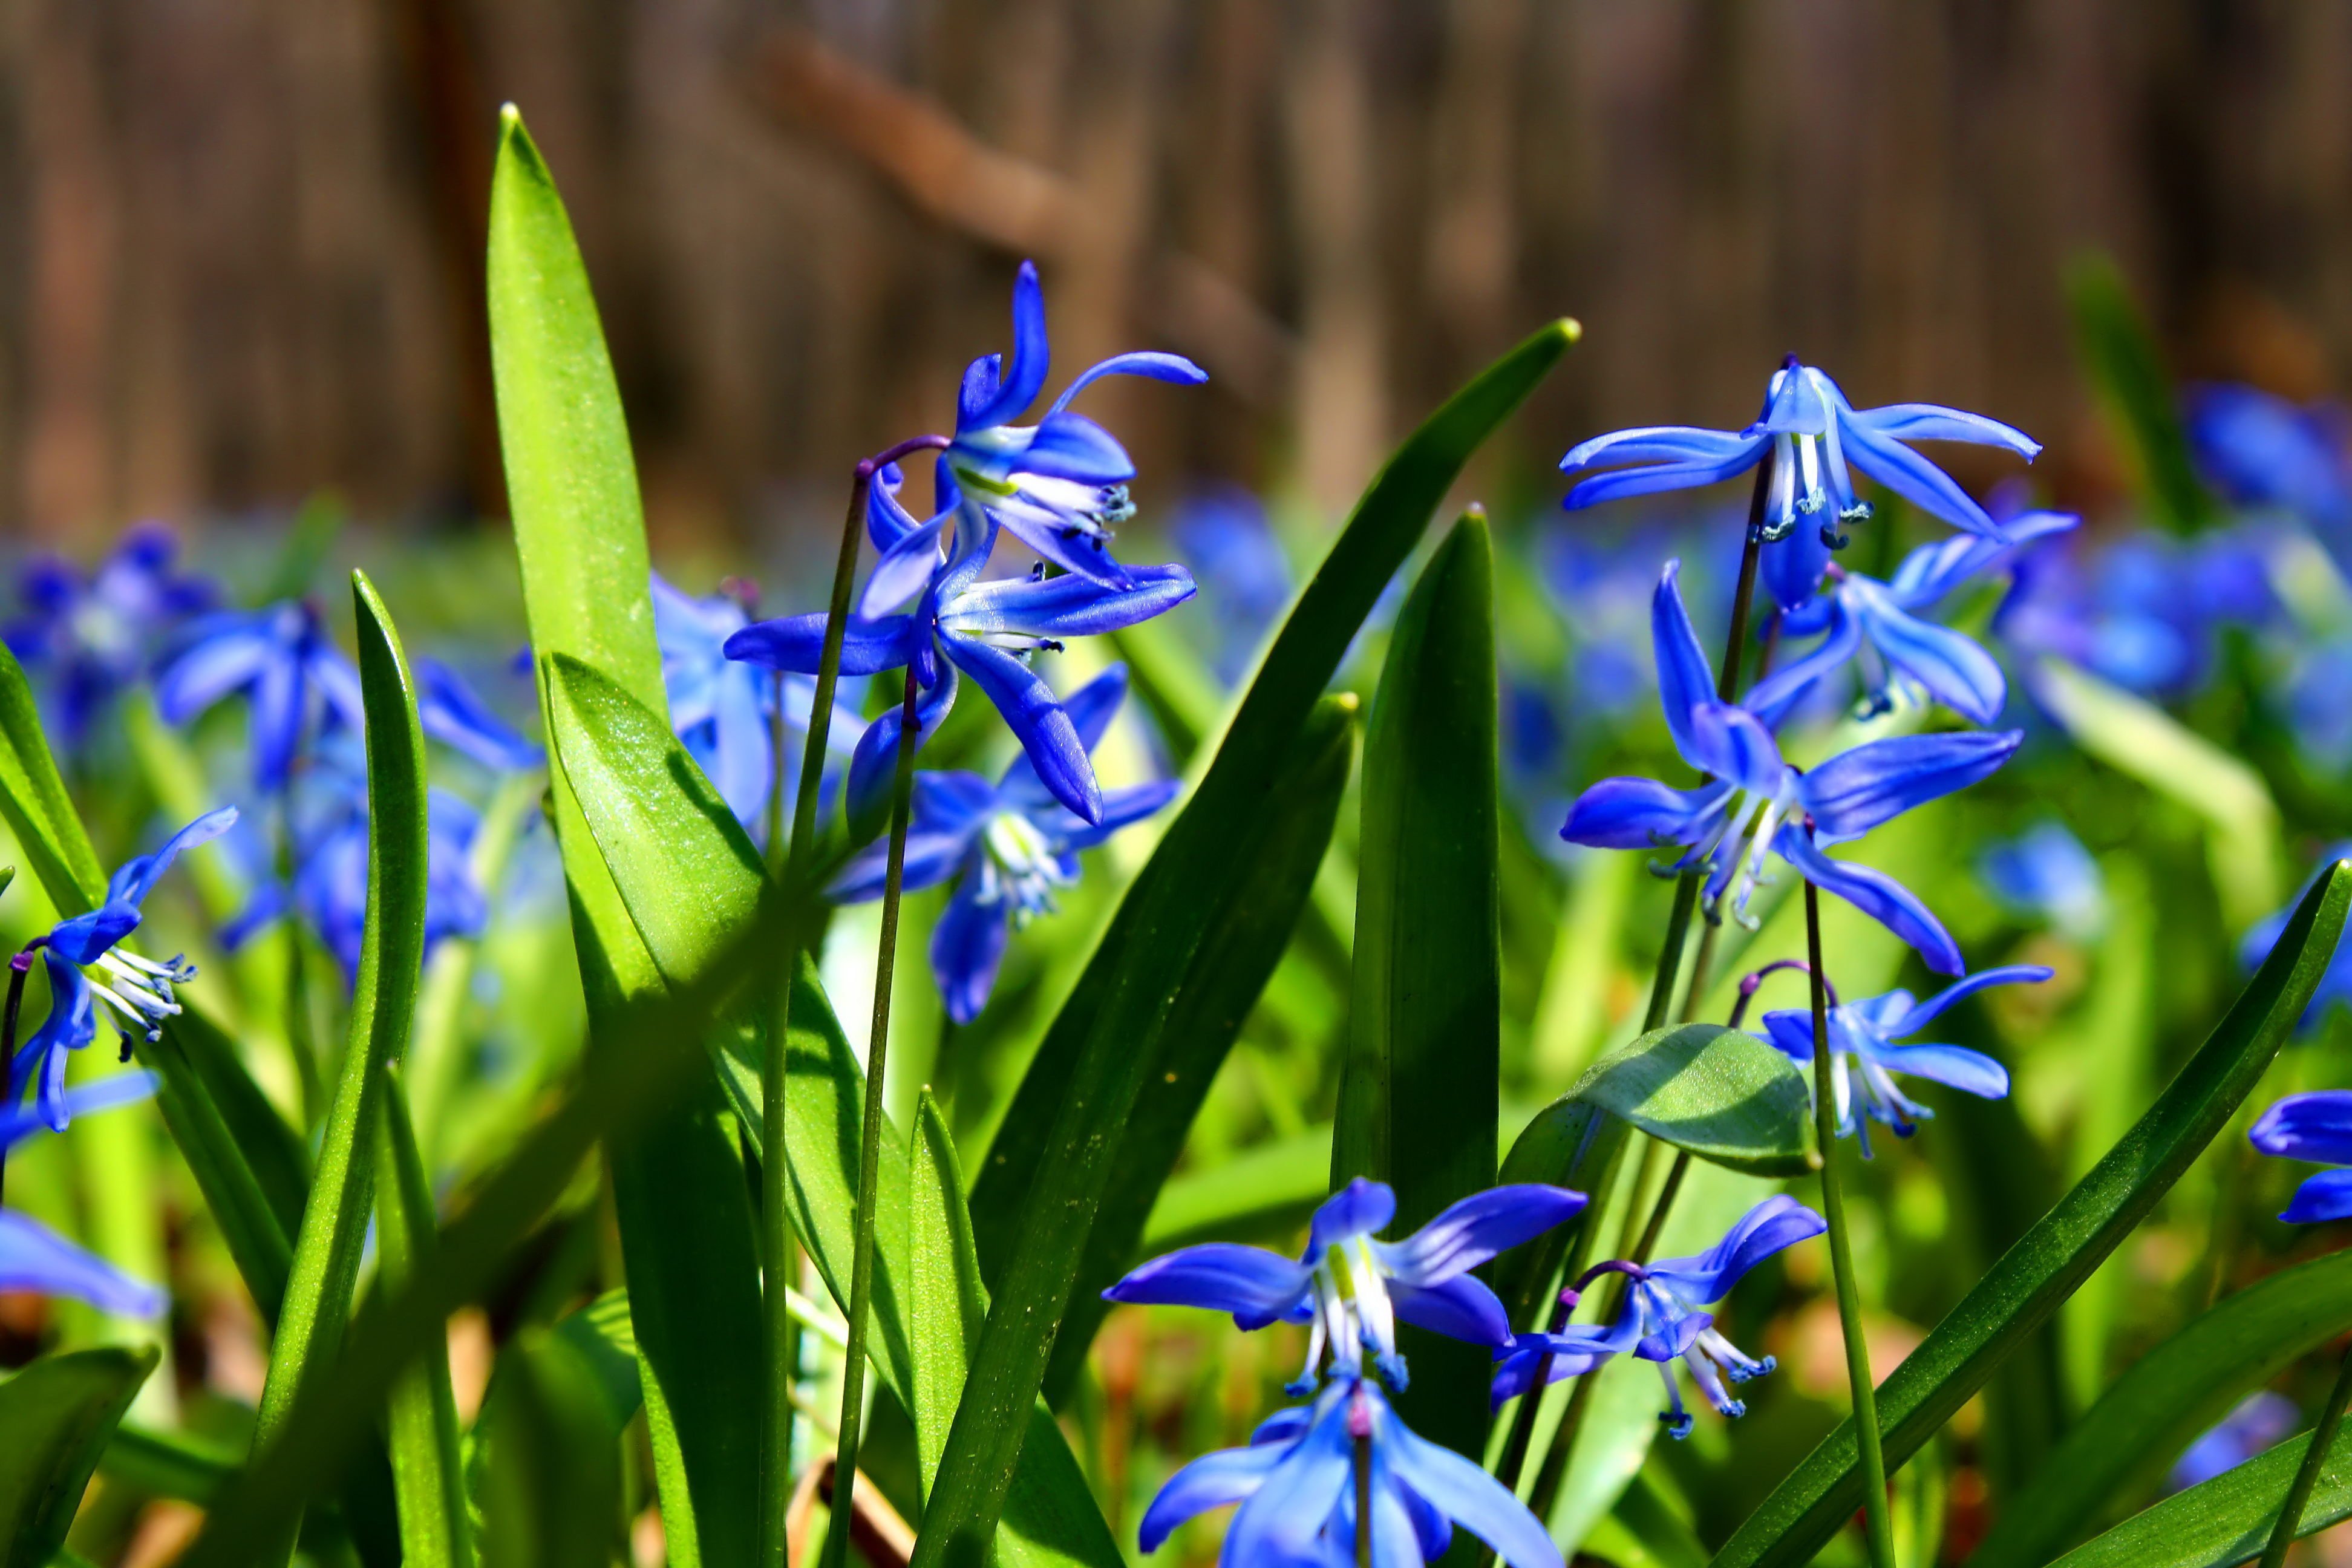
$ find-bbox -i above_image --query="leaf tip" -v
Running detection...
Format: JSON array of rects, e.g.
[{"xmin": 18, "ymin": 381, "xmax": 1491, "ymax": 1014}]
[{"xmin": 1558, "ymin": 317, "xmax": 1584, "ymax": 344}]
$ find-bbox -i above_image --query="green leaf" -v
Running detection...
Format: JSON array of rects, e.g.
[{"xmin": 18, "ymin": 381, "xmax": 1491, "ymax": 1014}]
[
  {"xmin": 97, "ymin": 1422, "xmax": 240, "ymax": 1504},
  {"xmin": 1971, "ymin": 1246, "xmax": 2352, "ymax": 1567},
  {"xmin": 1142, "ymin": 1125, "xmax": 1336, "ymax": 1254},
  {"xmin": 0, "ymin": 641, "xmax": 105, "ymax": 915},
  {"xmin": 1706, "ymin": 860, "xmax": 2352, "ymax": 1568},
  {"xmin": 247, "ymin": 572, "xmax": 433, "ymax": 1567},
  {"xmin": 930, "ymin": 318, "xmax": 1575, "ymax": 1568},
  {"xmin": 1570, "ymin": 1024, "xmax": 1815, "ymax": 1178},
  {"xmin": 1490, "ymin": 1097, "xmax": 1627, "ymax": 1334},
  {"xmin": 263, "ymin": 490, "xmax": 348, "ymax": 603},
  {"xmin": 1031, "ymin": 692, "xmax": 1358, "ymax": 1405},
  {"xmin": 908, "ymin": 1092, "xmax": 985, "ymax": 1507},
  {"xmin": 0, "ymin": 1347, "xmax": 156, "ymax": 1568},
  {"xmin": 550, "ymin": 1290, "xmax": 644, "ymax": 1429},
  {"xmin": 376, "ymin": 1067, "xmax": 474, "ymax": 1568},
  {"xmin": 2066, "ymin": 252, "xmax": 2216, "ymax": 536},
  {"xmin": 2047, "ymin": 1419, "xmax": 2352, "ymax": 1568},
  {"xmin": 475, "ymin": 1328, "xmax": 630, "ymax": 1568},
  {"xmin": 1333, "ymin": 511, "xmax": 1500, "ymax": 1457},
  {"xmin": 491, "ymin": 105, "xmax": 760, "ymax": 1568}
]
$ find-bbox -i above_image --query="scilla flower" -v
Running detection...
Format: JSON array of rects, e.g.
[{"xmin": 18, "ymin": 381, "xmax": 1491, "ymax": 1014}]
[
  {"xmin": 1758, "ymin": 966, "xmax": 2050, "ymax": 1156},
  {"xmin": 2170, "ymin": 1392, "xmax": 2298, "ymax": 1492},
  {"xmin": 155, "ymin": 602, "xmax": 362, "ymax": 791},
  {"xmin": 828, "ymin": 665, "xmax": 1174, "ymax": 1023},
  {"xmin": 0, "ymin": 1073, "xmax": 172, "ymax": 1316},
  {"xmin": 1138, "ymin": 1370, "xmax": 1563, "ymax": 1568},
  {"xmin": 5, "ymin": 522, "xmax": 215, "ymax": 750},
  {"xmin": 1979, "ymin": 823, "xmax": 2108, "ymax": 941},
  {"xmin": 1491, "ymin": 1197, "xmax": 1824, "ymax": 1439},
  {"xmin": 1103, "ymin": 1176, "xmax": 1586, "ymax": 1392},
  {"xmin": 2186, "ymin": 384, "xmax": 2352, "ymax": 538},
  {"xmin": 1560, "ymin": 359, "xmax": 2040, "ymax": 546},
  {"xmin": 2250, "ymin": 1091, "xmax": 2352, "ymax": 1222},
  {"xmin": 1561, "ymin": 563, "xmax": 2020, "ymax": 974},
  {"xmin": 11, "ymin": 808, "xmax": 236, "ymax": 1129}
]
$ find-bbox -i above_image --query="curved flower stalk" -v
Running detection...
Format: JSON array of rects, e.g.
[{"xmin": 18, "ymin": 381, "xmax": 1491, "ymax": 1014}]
[
  {"xmin": 1758, "ymin": 966, "xmax": 2050, "ymax": 1155},
  {"xmin": 1492, "ymin": 1197, "xmax": 1824, "ymax": 1438},
  {"xmin": 1561, "ymin": 563, "xmax": 2021, "ymax": 973},
  {"xmin": 1139, "ymin": 1370, "xmax": 1563, "ymax": 1568},
  {"xmin": 1103, "ymin": 1175, "xmax": 1586, "ymax": 1391},
  {"xmin": 0, "ymin": 1072, "xmax": 172, "ymax": 1316},
  {"xmin": 10, "ymin": 809, "xmax": 236, "ymax": 1130},
  {"xmin": 828, "ymin": 665, "xmax": 1174, "ymax": 1023},
  {"xmin": 725, "ymin": 461, "xmax": 1196, "ymax": 826},
  {"xmin": 1561, "ymin": 359, "xmax": 2040, "ymax": 545},
  {"xmin": 2250, "ymin": 1091, "xmax": 2352, "ymax": 1222},
  {"xmin": 4, "ymin": 521, "xmax": 215, "ymax": 750},
  {"xmin": 1979, "ymin": 822, "xmax": 2108, "ymax": 941}
]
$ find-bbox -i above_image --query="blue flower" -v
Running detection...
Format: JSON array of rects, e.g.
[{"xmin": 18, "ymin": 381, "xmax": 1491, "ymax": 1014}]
[
  {"xmin": 2169, "ymin": 1392, "xmax": 2298, "ymax": 1492},
  {"xmin": 827, "ymin": 666, "xmax": 1174, "ymax": 1023},
  {"xmin": 4, "ymin": 522, "xmax": 215, "ymax": 749},
  {"xmin": 1138, "ymin": 1370, "xmax": 1563, "ymax": 1568},
  {"xmin": 1171, "ymin": 488, "xmax": 1294, "ymax": 686},
  {"xmin": 2240, "ymin": 848, "xmax": 2352, "ymax": 1032},
  {"xmin": 2186, "ymin": 384, "xmax": 2352, "ymax": 535},
  {"xmin": 0, "ymin": 1071, "xmax": 172, "ymax": 1317},
  {"xmin": 2250, "ymin": 1091, "xmax": 2352, "ymax": 1222},
  {"xmin": 724, "ymin": 464, "xmax": 1197, "ymax": 826},
  {"xmin": 1560, "ymin": 563, "xmax": 2022, "ymax": 975},
  {"xmin": 413, "ymin": 656, "xmax": 543, "ymax": 773},
  {"xmin": 1748, "ymin": 511, "xmax": 2080, "ymax": 726},
  {"xmin": 2287, "ymin": 639, "xmax": 2352, "ymax": 771},
  {"xmin": 1104, "ymin": 1176, "xmax": 1586, "ymax": 1393},
  {"xmin": 1491, "ymin": 1197, "xmax": 1824, "ymax": 1438},
  {"xmin": 11, "ymin": 809, "xmax": 237, "ymax": 1131},
  {"xmin": 1757, "ymin": 966, "xmax": 2048, "ymax": 1155},
  {"xmin": 1994, "ymin": 529, "xmax": 2273, "ymax": 702},
  {"xmin": 1979, "ymin": 823, "xmax": 2108, "ymax": 940},
  {"xmin": 154, "ymin": 602, "xmax": 361, "ymax": 791},
  {"xmin": 1560, "ymin": 360, "xmax": 2040, "ymax": 544}
]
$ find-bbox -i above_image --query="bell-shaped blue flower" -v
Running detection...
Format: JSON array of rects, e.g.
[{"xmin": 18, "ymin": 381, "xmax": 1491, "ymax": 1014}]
[
  {"xmin": 827, "ymin": 666, "xmax": 1174, "ymax": 1024},
  {"xmin": 4, "ymin": 522, "xmax": 215, "ymax": 750},
  {"xmin": 2251, "ymin": 1091, "xmax": 2352, "ymax": 1223},
  {"xmin": 1757, "ymin": 966, "xmax": 2048, "ymax": 1156},
  {"xmin": 1561, "ymin": 563, "xmax": 2021, "ymax": 974},
  {"xmin": 1491, "ymin": 1197, "xmax": 1824, "ymax": 1439},
  {"xmin": 2169, "ymin": 1392, "xmax": 2298, "ymax": 1492},
  {"xmin": 1561, "ymin": 360, "xmax": 2040, "ymax": 544},
  {"xmin": 155, "ymin": 602, "xmax": 362, "ymax": 791},
  {"xmin": 724, "ymin": 464, "xmax": 1196, "ymax": 826},
  {"xmin": 1105, "ymin": 1175, "xmax": 1585, "ymax": 1393},
  {"xmin": 1979, "ymin": 822, "xmax": 2108, "ymax": 940},
  {"xmin": 0, "ymin": 1071, "xmax": 172, "ymax": 1317},
  {"xmin": 1138, "ymin": 1370, "xmax": 1563, "ymax": 1568},
  {"xmin": 413, "ymin": 656, "xmax": 542, "ymax": 773},
  {"xmin": 12, "ymin": 808, "xmax": 236, "ymax": 1131}
]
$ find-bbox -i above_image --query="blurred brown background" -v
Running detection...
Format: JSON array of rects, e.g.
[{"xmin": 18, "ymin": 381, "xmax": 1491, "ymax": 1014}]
[{"xmin": 6, "ymin": 0, "xmax": 2352, "ymax": 551}]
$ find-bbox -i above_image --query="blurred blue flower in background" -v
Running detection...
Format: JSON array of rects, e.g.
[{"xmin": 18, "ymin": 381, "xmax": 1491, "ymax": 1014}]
[
  {"xmin": 1137, "ymin": 1370, "xmax": 1563, "ymax": 1568},
  {"xmin": 2285, "ymin": 639, "xmax": 2352, "ymax": 771},
  {"xmin": 2187, "ymin": 384, "xmax": 2352, "ymax": 563},
  {"xmin": 2169, "ymin": 1391, "xmax": 2298, "ymax": 1492},
  {"xmin": 1170, "ymin": 487, "xmax": 1293, "ymax": 685},
  {"xmin": 828, "ymin": 666, "xmax": 1174, "ymax": 1023},
  {"xmin": 155, "ymin": 601, "xmax": 361, "ymax": 792},
  {"xmin": 1759, "ymin": 966, "xmax": 2048, "ymax": 1155},
  {"xmin": 0, "ymin": 1073, "xmax": 172, "ymax": 1316},
  {"xmin": 2241, "ymin": 846, "xmax": 2352, "ymax": 1031},
  {"xmin": 414, "ymin": 656, "xmax": 542, "ymax": 774},
  {"xmin": 1492, "ymin": 1197, "xmax": 1824, "ymax": 1437},
  {"xmin": 1996, "ymin": 529, "xmax": 2275, "ymax": 701},
  {"xmin": 2250, "ymin": 1090, "xmax": 2352, "ymax": 1221},
  {"xmin": 4, "ymin": 522, "xmax": 215, "ymax": 750},
  {"xmin": 1979, "ymin": 823, "xmax": 2108, "ymax": 939},
  {"xmin": 1560, "ymin": 359, "xmax": 2040, "ymax": 547}
]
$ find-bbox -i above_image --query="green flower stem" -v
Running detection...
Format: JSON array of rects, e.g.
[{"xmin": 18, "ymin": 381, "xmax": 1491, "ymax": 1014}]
[
  {"xmin": 2261, "ymin": 1341, "xmax": 2352, "ymax": 1568},
  {"xmin": 0, "ymin": 953, "xmax": 30, "ymax": 1204},
  {"xmin": 1807, "ymin": 872, "xmax": 1896, "ymax": 1568},
  {"xmin": 822, "ymin": 667, "xmax": 924, "ymax": 1568},
  {"xmin": 762, "ymin": 458, "xmax": 883, "ymax": 1565}
]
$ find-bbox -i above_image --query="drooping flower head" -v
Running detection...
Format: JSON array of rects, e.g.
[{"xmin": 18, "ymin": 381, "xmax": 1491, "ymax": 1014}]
[
  {"xmin": 11, "ymin": 808, "xmax": 236, "ymax": 1131},
  {"xmin": 4, "ymin": 522, "xmax": 215, "ymax": 750},
  {"xmin": 1491, "ymin": 1196, "xmax": 1824, "ymax": 1439},
  {"xmin": 1561, "ymin": 563, "xmax": 2022, "ymax": 974},
  {"xmin": 1979, "ymin": 823, "xmax": 2108, "ymax": 941},
  {"xmin": 1560, "ymin": 359, "xmax": 2040, "ymax": 547},
  {"xmin": 1104, "ymin": 1176, "xmax": 1586, "ymax": 1393},
  {"xmin": 1758, "ymin": 966, "xmax": 2048, "ymax": 1156},
  {"xmin": 828, "ymin": 665, "xmax": 1174, "ymax": 1024},
  {"xmin": 0, "ymin": 1072, "xmax": 173, "ymax": 1317},
  {"xmin": 2250, "ymin": 1091, "xmax": 2352, "ymax": 1223},
  {"xmin": 1138, "ymin": 1370, "xmax": 1563, "ymax": 1568}
]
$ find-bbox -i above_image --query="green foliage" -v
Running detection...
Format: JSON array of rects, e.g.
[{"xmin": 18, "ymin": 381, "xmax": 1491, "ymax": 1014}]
[
  {"xmin": 1569, "ymin": 1024, "xmax": 1815, "ymax": 1178},
  {"xmin": 2066, "ymin": 252, "xmax": 2217, "ymax": 536},
  {"xmin": 0, "ymin": 1347, "xmax": 155, "ymax": 1568},
  {"xmin": 475, "ymin": 1328, "xmax": 630, "ymax": 1568},
  {"xmin": 377, "ymin": 1067, "xmax": 472, "ymax": 1568},
  {"xmin": 0, "ymin": 642, "xmax": 106, "ymax": 913},
  {"xmin": 908, "ymin": 1091, "xmax": 987, "ymax": 1505},
  {"xmin": 2048, "ymin": 1420, "xmax": 2352, "ymax": 1568}
]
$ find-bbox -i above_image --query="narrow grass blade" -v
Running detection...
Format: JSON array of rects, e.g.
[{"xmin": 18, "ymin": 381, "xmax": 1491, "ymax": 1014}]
[
  {"xmin": 2048, "ymin": 1420, "xmax": 2352, "ymax": 1568},
  {"xmin": 377, "ymin": 1066, "xmax": 474, "ymax": 1568},
  {"xmin": 1707, "ymin": 860, "xmax": 2352, "ymax": 1568},
  {"xmin": 0, "ymin": 1346, "xmax": 157, "ymax": 1568},
  {"xmin": 0, "ymin": 642, "xmax": 106, "ymax": 915},
  {"xmin": 248, "ymin": 572, "xmax": 432, "ymax": 1567}
]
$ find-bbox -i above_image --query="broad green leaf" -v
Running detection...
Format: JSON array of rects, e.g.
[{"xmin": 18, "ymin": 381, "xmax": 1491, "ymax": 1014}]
[
  {"xmin": 929, "ymin": 318, "xmax": 1576, "ymax": 1568},
  {"xmin": 475, "ymin": 1328, "xmax": 630, "ymax": 1568},
  {"xmin": 1569, "ymin": 1024, "xmax": 1814, "ymax": 1178},
  {"xmin": 2048, "ymin": 1420, "xmax": 2352, "ymax": 1568},
  {"xmin": 0, "ymin": 642, "xmax": 105, "ymax": 915},
  {"xmin": 1142, "ymin": 1126, "xmax": 1334, "ymax": 1253},
  {"xmin": 1035, "ymin": 693, "xmax": 1357, "ymax": 1405},
  {"xmin": 1490, "ymin": 1097, "xmax": 1627, "ymax": 1335},
  {"xmin": 551, "ymin": 1290, "xmax": 644, "ymax": 1428},
  {"xmin": 1333, "ymin": 512, "xmax": 1500, "ymax": 1457},
  {"xmin": 0, "ymin": 1347, "xmax": 155, "ymax": 1568},
  {"xmin": 1972, "ymin": 1246, "xmax": 2352, "ymax": 1567},
  {"xmin": 2066, "ymin": 253, "xmax": 2216, "ymax": 536},
  {"xmin": 1707, "ymin": 860, "xmax": 2352, "ymax": 1568},
  {"xmin": 491, "ymin": 105, "xmax": 760, "ymax": 1568},
  {"xmin": 249, "ymin": 572, "xmax": 432, "ymax": 1567},
  {"xmin": 377, "ymin": 1067, "xmax": 473, "ymax": 1568},
  {"xmin": 908, "ymin": 1092, "xmax": 985, "ymax": 1506}
]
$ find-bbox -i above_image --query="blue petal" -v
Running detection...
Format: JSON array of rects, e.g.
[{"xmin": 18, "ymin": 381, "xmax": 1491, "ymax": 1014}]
[
  {"xmin": 1887, "ymin": 965, "xmax": 2054, "ymax": 1035},
  {"xmin": 1137, "ymin": 1440, "xmax": 1292, "ymax": 1552},
  {"xmin": 1015, "ymin": 412, "xmax": 1137, "ymax": 485},
  {"xmin": 2282, "ymin": 1169, "xmax": 2352, "ymax": 1224},
  {"xmin": 1103, "ymin": 1242, "xmax": 1315, "ymax": 1327},
  {"xmin": 866, "ymin": 462, "xmax": 924, "ymax": 551},
  {"xmin": 1645, "ymin": 1195, "xmax": 1826, "ymax": 1304},
  {"xmin": 1561, "ymin": 425, "xmax": 1759, "ymax": 474},
  {"xmin": 1745, "ymin": 599, "xmax": 1863, "ymax": 730},
  {"xmin": 1851, "ymin": 589, "xmax": 2007, "ymax": 724},
  {"xmin": 1873, "ymin": 1044, "xmax": 2010, "ymax": 1100},
  {"xmin": 1383, "ymin": 1414, "xmax": 1565, "ymax": 1568},
  {"xmin": 0, "ymin": 1069, "xmax": 158, "ymax": 1152},
  {"xmin": 1388, "ymin": 1275, "xmax": 1514, "ymax": 1347},
  {"xmin": 844, "ymin": 664, "xmax": 962, "ymax": 842},
  {"xmin": 958, "ymin": 358, "xmax": 1004, "ymax": 433},
  {"xmin": 1060, "ymin": 779, "xmax": 1180, "ymax": 850},
  {"xmin": 82, "ymin": 806, "xmax": 237, "ymax": 936},
  {"xmin": 1561, "ymin": 777, "xmax": 1722, "ymax": 851},
  {"xmin": 959, "ymin": 261, "xmax": 1052, "ymax": 430},
  {"xmin": 2251, "ymin": 1091, "xmax": 2352, "ymax": 1165},
  {"xmin": 1651, "ymin": 562, "xmax": 1720, "ymax": 763},
  {"xmin": 930, "ymin": 875, "xmax": 1012, "ymax": 1025},
  {"xmin": 1800, "ymin": 731, "xmax": 2022, "ymax": 841},
  {"xmin": 1775, "ymin": 826, "xmax": 1965, "ymax": 975},
  {"xmin": 984, "ymin": 503, "xmax": 1136, "ymax": 589},
  {"xmin": 1762, "ymin": 527, "xmax": 1832, "ymax": 613},
  {"xmin": 707, "ymin": 668, "xmax": 774, "ymax": 829},
  {"xmin": 938, "ymin": 638, "xmax": 1099, "ymax": 825},
  {"xmin": 724, "ymin": 614, "xmax": 916, "ymax": 677},
  {"xmin": 1374, "ymin": 1186, "xmax": 1586, "ymax": 1286},
  {"xmin": 415, "ymin": 659, "xmax": 542, "ymax": 769},
  {"xmin": 0, "ymin": 1211, "xmax": 166, "ymax": 1318},
  {"xmin": 1687, "ymin": 704, "xmax": 1784, "ymax": 794},
  {"xmin": 1047, "ymin": 351, "xmax": 1209, "ymax": 414},
  {"xmin": 153, "ymin": 621, "xmax": 274, "ymax": 722},
  {"xmin": 1308, "ymin": 1178, "xmax": 1397, "ymax": 1256},
  {"xmin": 826, "ymin": 806, "xmax": 985, "ymax": 906},
  {"xmin": 249, "ymin": 648, "xmax": 305, "ymax": 790},
  {"xmin": 1838, "ymin": 418, "xmax": 2006, "ymax": 538},
  {"xmin": 1226, "ymin": 1395, "xmax": 1353, "ymax": 1568},
  {"xmin": 943, "ymin": 564, "xmax": 1197, "ymax": 641},
  {"xmin": 859, "ymin": 511, "xmax": 952, "ymax": 617},
  {"xmin": 1852, "ymin": 403, "xmax": 2042, "ymax": 460}
]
